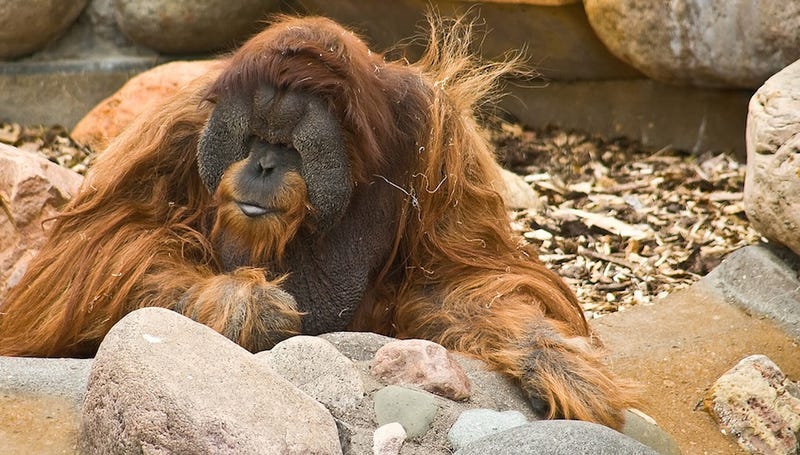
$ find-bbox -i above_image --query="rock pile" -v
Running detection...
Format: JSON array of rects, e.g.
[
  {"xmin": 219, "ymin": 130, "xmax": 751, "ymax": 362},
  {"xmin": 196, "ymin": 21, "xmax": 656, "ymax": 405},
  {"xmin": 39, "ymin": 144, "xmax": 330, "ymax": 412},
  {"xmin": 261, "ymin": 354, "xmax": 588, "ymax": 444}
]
[{"xmin": 76, "ymin": 308, "xmax": 664, "ymax": 454}]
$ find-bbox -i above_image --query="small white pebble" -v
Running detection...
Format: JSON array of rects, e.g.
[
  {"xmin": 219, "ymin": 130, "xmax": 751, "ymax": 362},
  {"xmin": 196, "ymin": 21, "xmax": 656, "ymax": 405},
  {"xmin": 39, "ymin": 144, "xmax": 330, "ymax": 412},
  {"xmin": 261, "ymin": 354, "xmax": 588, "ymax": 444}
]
[{"xmin": 373, "ymin": 422, "xmax": 406, "ymax": 455}]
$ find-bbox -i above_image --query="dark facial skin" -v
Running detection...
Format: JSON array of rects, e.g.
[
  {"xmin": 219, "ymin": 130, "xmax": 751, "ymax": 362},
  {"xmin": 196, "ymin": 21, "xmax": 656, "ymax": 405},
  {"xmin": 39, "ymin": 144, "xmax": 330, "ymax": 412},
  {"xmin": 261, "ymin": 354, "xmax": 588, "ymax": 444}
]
[
  {"xmin": 234, "ymin": 139, "xmax": 302, "ymax": 218},
  {"xmin": 197, "ymin": 87, "xmax": 401, "ymax": 334},
  {"xmin": 198, "ymin": 87, "xmax": 352, "ymax": 233}
]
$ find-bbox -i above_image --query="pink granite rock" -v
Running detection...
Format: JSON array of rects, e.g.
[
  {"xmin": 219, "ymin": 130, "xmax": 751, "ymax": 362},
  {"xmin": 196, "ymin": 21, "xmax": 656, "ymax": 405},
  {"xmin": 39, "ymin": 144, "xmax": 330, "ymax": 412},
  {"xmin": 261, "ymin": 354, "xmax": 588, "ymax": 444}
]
[
  {"xmin": 0, "ymin": 144, "xmax": 82, "ymax": 300},
  {"xmin": 370, "ymin": 339, "xmax": 471, "ymax": 401}
]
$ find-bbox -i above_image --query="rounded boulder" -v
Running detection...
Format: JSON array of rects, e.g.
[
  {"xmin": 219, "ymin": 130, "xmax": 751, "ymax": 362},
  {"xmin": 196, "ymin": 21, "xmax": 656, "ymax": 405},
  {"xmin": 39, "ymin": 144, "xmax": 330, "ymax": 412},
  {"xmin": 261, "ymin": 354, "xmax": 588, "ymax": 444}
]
[
  {"xmin": 113, "ymin": 0, "xmax": 279, "ymax": 54},
  {"xmin": 584, "ymin": 0, "xmax": 800, "ymax": 88},
  {"xmin": 0, "ymin": 0, "xmax": 88, "ymax": 59},
  {"xmin": 744, "ymin": 59, "xmax": 800, "ymax": 256}
]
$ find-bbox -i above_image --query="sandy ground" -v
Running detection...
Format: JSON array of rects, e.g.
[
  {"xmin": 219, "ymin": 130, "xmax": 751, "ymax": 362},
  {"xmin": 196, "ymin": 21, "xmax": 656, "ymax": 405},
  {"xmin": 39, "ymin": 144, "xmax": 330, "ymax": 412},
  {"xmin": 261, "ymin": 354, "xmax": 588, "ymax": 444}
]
[
  {"xmin": 593, "ymin": 281, "xmax": 800, "ymax": 454},
  {"xmin": 0, "ymin": 394, "xmax": 79, "ymax": 454}
]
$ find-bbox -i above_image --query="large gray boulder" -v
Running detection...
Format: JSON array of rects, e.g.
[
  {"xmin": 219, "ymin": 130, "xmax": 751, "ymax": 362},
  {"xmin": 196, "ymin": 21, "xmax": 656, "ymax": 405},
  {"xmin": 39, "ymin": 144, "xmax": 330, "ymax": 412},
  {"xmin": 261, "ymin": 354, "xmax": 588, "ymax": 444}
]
[
  {"xmin": 455, "ymin": 420, "xmax": 658, "ymax": 455},
  {"xmin": 743, "ymin": 59, "xmax": 800, "ymax": 256},
  {"xmin": 79, "ymin": 307, "xmax": 341, "ymax": 454},
  {"xmin": 584, "ymin": 0, "xmax": 800, "ymax": 88}
]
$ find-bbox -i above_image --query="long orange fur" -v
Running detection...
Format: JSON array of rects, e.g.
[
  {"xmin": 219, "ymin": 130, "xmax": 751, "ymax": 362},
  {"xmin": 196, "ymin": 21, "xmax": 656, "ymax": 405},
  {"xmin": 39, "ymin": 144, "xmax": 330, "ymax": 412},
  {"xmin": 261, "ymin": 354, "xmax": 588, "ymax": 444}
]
[{"xmin": 0, "ymin": 15, "xmax": 635, "ymax": 428}]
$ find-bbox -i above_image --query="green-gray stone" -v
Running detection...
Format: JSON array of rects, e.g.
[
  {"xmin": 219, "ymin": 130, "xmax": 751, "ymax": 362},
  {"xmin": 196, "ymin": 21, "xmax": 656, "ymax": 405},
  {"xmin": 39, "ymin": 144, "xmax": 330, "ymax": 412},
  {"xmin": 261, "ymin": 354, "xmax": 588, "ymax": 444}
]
[
  {"xmin": 373, "ymin": 385, "xmax": 439, "ymax": 439},
  {"xmin": 622, "ymin": 410, "xmax": 682, "ymax": 455}
]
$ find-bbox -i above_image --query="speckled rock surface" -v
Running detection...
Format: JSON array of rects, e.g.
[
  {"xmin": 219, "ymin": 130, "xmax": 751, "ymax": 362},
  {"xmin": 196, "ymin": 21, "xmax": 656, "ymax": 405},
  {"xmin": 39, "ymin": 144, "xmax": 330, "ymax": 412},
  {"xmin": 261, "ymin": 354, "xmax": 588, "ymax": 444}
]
[
  {"xmin": 705, "ymin": 355, "xmax": 800, "ymax": 454},
  {"xmin": 744, "ymin": 59, "xmax": 800, "ymax": 256},
  {"xmin": 113, "ymin": 0, "xmax": 279, "ymax": 54},
  {"xmin": 584, "ymin": 0, "xmax": 800, "ymax": 88},
  {"xmin": 371, "ymin": 339, "xmax": 471, "ymax": 401},
  {"xmin": 0, "ymin": 0, "xmax": 88, "ymax": 59}
]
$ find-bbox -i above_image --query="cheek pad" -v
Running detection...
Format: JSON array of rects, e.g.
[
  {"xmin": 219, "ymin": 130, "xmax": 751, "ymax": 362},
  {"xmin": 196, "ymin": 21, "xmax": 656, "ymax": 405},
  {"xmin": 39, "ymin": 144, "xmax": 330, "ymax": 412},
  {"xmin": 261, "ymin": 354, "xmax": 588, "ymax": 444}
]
[
  {"xmin": 197, "ymin": 96, "xmax": 252, "ymax": 194},
  {"xmin": 291, "ymin": 98, "xmax": 352, "ymax": 232}
]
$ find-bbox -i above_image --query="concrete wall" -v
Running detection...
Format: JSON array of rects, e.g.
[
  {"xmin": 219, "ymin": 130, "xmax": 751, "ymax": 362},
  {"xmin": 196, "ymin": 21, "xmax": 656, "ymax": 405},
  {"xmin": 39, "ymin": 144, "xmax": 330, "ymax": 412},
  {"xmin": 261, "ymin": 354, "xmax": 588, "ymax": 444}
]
[{"xmin": 0, "ymin": 0, "xmax": 752, "ymax": 158}]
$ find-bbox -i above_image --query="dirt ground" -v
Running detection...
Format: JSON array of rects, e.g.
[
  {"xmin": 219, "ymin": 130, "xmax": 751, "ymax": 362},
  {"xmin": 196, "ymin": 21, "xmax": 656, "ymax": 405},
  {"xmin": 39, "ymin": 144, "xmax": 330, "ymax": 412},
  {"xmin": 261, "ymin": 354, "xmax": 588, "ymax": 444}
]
[
  {"xmin": 0, "ymin": 394, "xmax": 79, "ymax": 454},
  {"xmin": 593, "ymin": 281, "xmax": 800, "ymax": 454}
]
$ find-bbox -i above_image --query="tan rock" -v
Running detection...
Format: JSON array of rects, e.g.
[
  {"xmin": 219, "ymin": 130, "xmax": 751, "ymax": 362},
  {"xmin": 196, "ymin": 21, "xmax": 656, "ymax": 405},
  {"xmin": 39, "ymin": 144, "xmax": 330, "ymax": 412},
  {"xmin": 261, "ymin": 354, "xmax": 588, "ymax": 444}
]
[
  {"xmin": 258, "ymin": 335, "xmax": 365, "ymax": 417},
  {"xmin": 114, "ymin": 0, "xmax": 279, "ymax": 54},
  {"xmin": 705, "ymin": 355, "xmax": 800, "ymax": 455},
  {"xmin": 371, "ymin": 339, "xmax": 471, "ymax": 401},
  {"xmin": 743, "ymin": 59, "xmax": 800, "ymax": 256},
  {"xmin": 0, "ymin": 0, "xmax": 87, "ymax": 59},
  {"xmin": 0, "ymin": 144, "xmax": 83, "ymax": 301},
  {"xmin": 80, "ymin": 308, "xmax": 341, "ymax": 454},
  {"xmin": 71, "ymin": 60, "xmax": 219, "ymax": 151},
  {"xmin": 584, "ymin": 0, "xmax": 800, "ymax": 88}
]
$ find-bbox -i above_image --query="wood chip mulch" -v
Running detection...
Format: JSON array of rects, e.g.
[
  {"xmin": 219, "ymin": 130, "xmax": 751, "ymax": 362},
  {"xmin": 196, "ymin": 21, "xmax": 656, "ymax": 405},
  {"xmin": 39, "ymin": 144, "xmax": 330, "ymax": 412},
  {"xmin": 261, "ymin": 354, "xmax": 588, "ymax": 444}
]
[
  {"xmin": 0, "ymin": 123, "xmax": 93, "ymax": 174},
  {"xmin": 492, "ymin": 121, "xmax": 761, "ymax": 318},
  {"xmin": 1, "ymin": 120, "xmax": 762, "ymax": 319}
]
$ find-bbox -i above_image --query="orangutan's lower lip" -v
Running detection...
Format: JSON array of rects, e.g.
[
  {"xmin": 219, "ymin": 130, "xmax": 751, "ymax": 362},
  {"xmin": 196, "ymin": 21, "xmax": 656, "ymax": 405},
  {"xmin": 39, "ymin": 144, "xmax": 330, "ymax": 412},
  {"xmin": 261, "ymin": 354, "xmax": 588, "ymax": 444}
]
[{"xmin": 236, "ymin": 202, "xmax": 271, "ymax": 217}]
